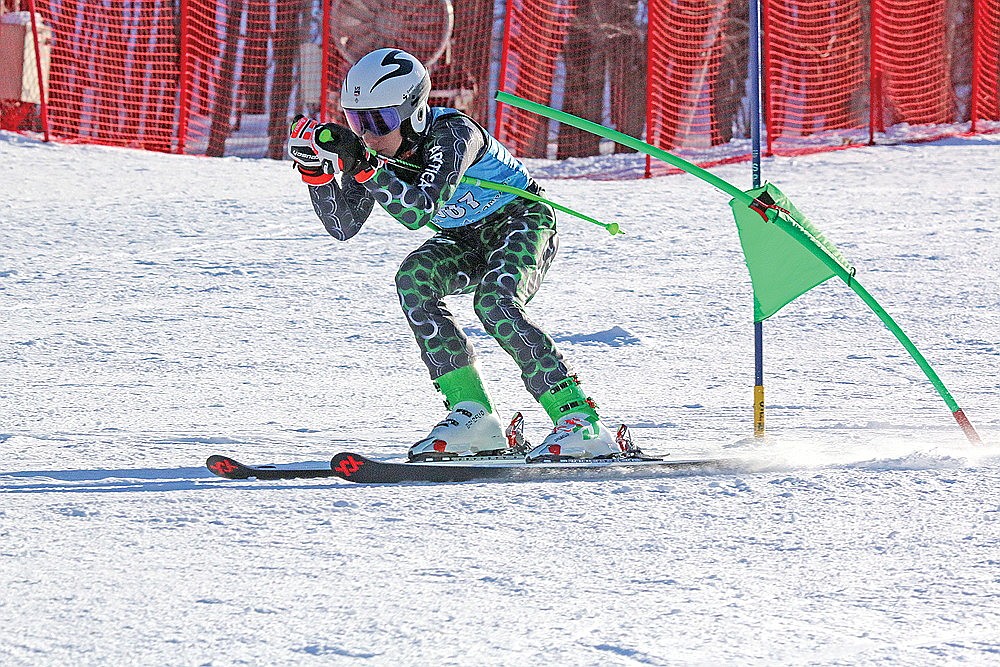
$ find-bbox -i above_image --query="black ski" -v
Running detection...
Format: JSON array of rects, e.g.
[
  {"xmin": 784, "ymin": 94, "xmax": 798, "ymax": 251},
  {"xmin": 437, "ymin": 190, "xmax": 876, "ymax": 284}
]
[
  {"xmin": 206, "ymin": 452, "xmax": 727, "ymax": 484},
  {"xmin": 206, "ymin": 454, "xmax": 340, "ymax": 480},
  {"xmin": 207, "ymin": 418, "xmax": 726, "ymax": 484},
  {"xmin": 329, "ymin": 451, "xmax": 727, "ymax": 484}
]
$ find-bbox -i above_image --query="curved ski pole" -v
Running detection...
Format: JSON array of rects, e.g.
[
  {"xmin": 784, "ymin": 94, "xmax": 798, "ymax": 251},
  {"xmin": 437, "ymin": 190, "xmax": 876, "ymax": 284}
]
[
  {"xmin": 371, "ymin": 151, "xmax": 623, "ymax": 236},
  {"xmin": 495, "ymin": 91, "xmax": 982, "ymax": 444}
]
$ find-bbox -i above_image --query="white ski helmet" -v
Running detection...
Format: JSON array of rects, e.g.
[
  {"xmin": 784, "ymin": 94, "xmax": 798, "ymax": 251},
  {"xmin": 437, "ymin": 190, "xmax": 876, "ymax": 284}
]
[{"xmin": 341, "ymin": 48, "xmax": 432, "ymax": 138}]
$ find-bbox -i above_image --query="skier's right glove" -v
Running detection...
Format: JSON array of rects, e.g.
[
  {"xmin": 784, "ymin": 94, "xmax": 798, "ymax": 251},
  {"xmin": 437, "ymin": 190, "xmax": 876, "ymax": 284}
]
[
  {"xmin": 313, "ymin": 123, "xmax": 382, "ymax": 184},
  {"xmin": 288, "ymin": 115, "xmax": 338, "ymax": 186}
]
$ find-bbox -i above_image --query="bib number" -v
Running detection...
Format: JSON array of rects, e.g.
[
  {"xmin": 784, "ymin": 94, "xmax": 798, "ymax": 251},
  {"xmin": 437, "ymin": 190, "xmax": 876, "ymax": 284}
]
[{"xmin": 441, "ymin": 191, "xmax": 482, "ymax": 219}]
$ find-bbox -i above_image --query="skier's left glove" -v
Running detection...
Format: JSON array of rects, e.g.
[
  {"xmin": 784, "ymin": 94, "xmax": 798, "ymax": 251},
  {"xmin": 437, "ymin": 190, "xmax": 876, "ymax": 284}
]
[{"xmin": 313, "ymin": 123, "xmax": 382, "ymax": 183}]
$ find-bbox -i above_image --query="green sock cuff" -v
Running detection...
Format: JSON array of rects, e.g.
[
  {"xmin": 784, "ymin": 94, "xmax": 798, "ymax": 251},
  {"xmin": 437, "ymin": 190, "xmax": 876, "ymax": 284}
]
[
  {"xmin": 538, "ymin": 377, "xmax": 600, "ymax": 423},
  {"xmin": 434, "ymin": 365, "xmax": 493, "ymax": 413}
]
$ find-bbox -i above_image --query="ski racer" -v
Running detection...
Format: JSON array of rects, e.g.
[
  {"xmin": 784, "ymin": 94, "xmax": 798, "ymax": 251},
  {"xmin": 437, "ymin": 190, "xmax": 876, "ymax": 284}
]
[{"xmin": 287, "ymin": 48, "xmax": 620, "ymax": 462}]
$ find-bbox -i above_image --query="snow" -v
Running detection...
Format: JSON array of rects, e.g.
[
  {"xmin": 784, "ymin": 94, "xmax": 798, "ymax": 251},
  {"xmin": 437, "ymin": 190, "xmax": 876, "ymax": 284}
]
[{"xmin": 2, "ymin": 129, "xmax": 999, "ymax": 665}]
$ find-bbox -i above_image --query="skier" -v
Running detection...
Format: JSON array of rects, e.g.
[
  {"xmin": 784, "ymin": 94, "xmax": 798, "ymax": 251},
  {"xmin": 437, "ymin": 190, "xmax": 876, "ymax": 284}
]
[{"xmin": 287, "ymin": 48, "xmax": 621, "ymax": 462}]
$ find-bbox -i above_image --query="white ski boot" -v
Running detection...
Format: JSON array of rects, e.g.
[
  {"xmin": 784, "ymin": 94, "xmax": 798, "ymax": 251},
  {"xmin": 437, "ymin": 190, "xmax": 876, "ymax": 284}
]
[
  {"xmin": 525, "ymin": 411, "xmax": 622, "ymax": 462},
  {"xmin": 408, "ymin": 401, "xmax": 506, "ymax": 461}
]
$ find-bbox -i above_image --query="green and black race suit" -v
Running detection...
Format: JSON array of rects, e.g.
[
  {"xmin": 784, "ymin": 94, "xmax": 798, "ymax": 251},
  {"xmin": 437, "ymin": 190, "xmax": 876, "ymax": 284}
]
[{"xmin": 307, "ymin": 108, "xmax": 573, "ymax": 399}]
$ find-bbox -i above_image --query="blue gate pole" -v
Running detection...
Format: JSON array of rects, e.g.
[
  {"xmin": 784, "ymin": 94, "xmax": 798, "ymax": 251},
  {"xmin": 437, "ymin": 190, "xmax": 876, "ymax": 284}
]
[{"xmin": 749, "ymin": 0, "xmax": 766, "ymax": 437}]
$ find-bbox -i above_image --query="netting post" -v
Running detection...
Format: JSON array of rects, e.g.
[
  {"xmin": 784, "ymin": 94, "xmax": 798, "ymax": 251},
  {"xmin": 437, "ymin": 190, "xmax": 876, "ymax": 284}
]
[
  {"xmin": 868, "ymin": 0, "xmax": 880, "ymax": 144},
  {"xmin": 749, "ymin": 1, "xmax": 762, "ymax": 189},
  {"xmin": 493, "ymin": 0, "xmax": 515, "ymax": 137},
  {"xmin": 24, "ymin": 0, "xmax": 49, "ymax": 142},
  {"xmin": 320, "ymin": 0, "xmax": 332, "ymax": 122},
  {"xmin": 760, "ymin": 0, "xmax": 774, "ymax": 157},
  {"xmin": 971, "ymin": 0, "xmax": 983, "ymax": 132},
  {"xmin": 176, "ymin": 0, "xmax": 191, "ymax": 154},
  {"xmin": 749, "ymin": 0, "xmax": 765, "ymax": 438},
  {"xmin": 644, "ymin": 4, "xmax": 653, "ymax": 179}
]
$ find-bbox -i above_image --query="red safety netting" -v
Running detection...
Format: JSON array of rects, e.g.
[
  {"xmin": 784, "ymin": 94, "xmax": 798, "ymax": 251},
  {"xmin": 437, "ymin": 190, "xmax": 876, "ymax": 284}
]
[
  {"xmin": 495, "ymin": 0, "xmax": 647, "ymax": 160},
  {"xmin": 321, "ymin": 0, "xmax": 495, "ymax": 128},
  {"xmin": 556, "ymin": 0, "xmax": 645, "ymax": 159},
  {"xmin": 494, "ymin": 0, "xmax": 578, "ymax": 158},
  {"xmin": 973, "ymin": 0, "xmax": 1000, "ymax": 126},
  {"xmin": 424, "ymin": 0, "xmax": 495, "ymax": 126},
  {"xmin": 30, "ymin": 0, "xmax": 178, "ymax": 151},
  {"xmin": 871, "ymin": 0, "xmax": 954, "ymax": 129},
  {"xmin": 762, "ymin": 0, "xmax": 865, "ymax": 153},
  {"xmin": 180, "ymin": 0, "xmax": 299, "ymax": 158},
  {"xmin": 647, "ymin": 0, "xmax": 728, "ymax": 152},
  {"xmin": 4, "ymin": 0, "xmax": 998, "ymax": 169}
]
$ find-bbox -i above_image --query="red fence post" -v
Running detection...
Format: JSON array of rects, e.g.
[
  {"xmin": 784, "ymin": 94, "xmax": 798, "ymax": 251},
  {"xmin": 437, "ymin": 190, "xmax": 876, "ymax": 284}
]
[
  {"xmin": 868, "ymin": 0, "xmax": 878, "ymax": 144},
  {"xmin": 25, "ymin": 0, "xmax": 49, "ymax": 141},
  {"xmin": 176, "ymin": 0, "xmax": 191, "ymax": 153},
  {"xmin": 644, "ymin": 0, "xmax": 654, "ymax": 178},
  {"xmin": 761, "ymin": 0, "xmax": 774, "ymax": 156},
  {"xmin": 971, "ymin": 0, "xmax": 982, "ymax": 132},
  {"xmin": 493, "ymin": 0, "xmax": 515, "ymax": 138},
  {"xmin": 320, "ymin": 0, "xmax": 331, "ymax": 121}
]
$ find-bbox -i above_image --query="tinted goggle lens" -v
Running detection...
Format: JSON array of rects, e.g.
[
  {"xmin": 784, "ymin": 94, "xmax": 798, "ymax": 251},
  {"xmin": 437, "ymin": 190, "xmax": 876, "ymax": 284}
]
[{"xmin": 344, "ymin": 108, "xmax": 402, "ymax": 137}]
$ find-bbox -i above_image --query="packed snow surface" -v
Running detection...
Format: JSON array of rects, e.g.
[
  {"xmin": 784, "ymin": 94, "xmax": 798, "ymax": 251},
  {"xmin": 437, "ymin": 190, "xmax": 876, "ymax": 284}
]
[{"xmin": 2, "ymin": 131, "xmax": 999, "ymax": 665}]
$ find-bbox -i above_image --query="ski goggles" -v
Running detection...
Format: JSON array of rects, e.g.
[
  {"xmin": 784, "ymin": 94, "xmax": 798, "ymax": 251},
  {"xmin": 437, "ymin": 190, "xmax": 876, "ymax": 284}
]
[{"xmin": 344, "ymin": 107, "xmax": 402, "ymax": 137}]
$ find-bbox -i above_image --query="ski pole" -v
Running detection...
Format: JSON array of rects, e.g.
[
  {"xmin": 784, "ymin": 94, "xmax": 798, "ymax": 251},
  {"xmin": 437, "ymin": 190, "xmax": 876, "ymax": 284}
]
[{"xmin": 371, "ymin": 151, "xmax": 623, "ymax": 236}]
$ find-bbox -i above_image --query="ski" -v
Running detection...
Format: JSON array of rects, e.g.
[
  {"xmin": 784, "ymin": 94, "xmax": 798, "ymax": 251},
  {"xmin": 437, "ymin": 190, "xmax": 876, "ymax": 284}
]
[
  {"xmin": 206, "ymin": 454, "xmax": 340, "ymax": 481},
  {"xmin": 206, "ymin": 417, "xmax": 727, "ymax": 484},
  {"xmin": 206, "ymin": 452, "xmax": 726, "ymax": 484},
  {"xmin": 205, "ymin": 413, "xmax": 536, "ymax": 481},
  {"xmin": 329, "ymin": 451, "xmax": 727, "ymax": 484}
]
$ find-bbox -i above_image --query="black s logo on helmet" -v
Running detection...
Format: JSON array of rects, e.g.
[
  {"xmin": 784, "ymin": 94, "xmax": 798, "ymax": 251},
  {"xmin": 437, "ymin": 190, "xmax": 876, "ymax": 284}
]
[{"xmin": 370, "ymin": 50, "xmax": 414, "ymax": 94}]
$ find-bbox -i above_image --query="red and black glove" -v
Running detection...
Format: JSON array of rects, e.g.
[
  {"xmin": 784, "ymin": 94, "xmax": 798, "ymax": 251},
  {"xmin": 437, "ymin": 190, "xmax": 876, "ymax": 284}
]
[
  {"xmin": 313, "ymin": 123, "xmax": 382, "ymax": 183},
  {"xmin": 287, "ymin": 115, "xmax": 338, "ymax": 186}
]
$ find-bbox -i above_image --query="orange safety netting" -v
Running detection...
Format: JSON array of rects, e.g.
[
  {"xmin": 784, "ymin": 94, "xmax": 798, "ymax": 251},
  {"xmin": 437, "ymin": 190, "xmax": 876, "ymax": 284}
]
[
  {"xmin": 871, "ymin": 0, "xmax": 954, "ymax": 129},
  {"xmin": 647, "ymin": 0, "xmax": 728, "ymax": 152},
  {"xmin": 3, "ymin": 0, "xmax": 998, "ymax": 168},
  {"xmin": 179, "ymin": 0, "xmax": 299, "ymax": 158},
  {"xmin": 31, "ymin": 0, "xmax": 178, "ymax": 151},
  {"xmin": 973, "ymin": 0, "xmax": 1000, "ymax": 126},
  {"xmin": 762, "ymin": 0, "xmax": 865, "ymax": 153},
  {"xmin": 322, "ymin": 0, "xmax": 495, "ymax": 128},
  {"xmin": 494, "ymin": 0, "xmax": 578, "ymax": 158}
]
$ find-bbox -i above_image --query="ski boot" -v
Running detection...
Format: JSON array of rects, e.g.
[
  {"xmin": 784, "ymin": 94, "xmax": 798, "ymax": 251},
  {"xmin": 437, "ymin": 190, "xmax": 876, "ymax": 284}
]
[
  {"xmin": 408, "ymin": 365, "xmax": 505, "ymax": 461},
  {"xmin": 525, "ymin": 376, "xmax": 621, "ymax": 462},
  {"xmin": 408, "ymin": 401, "xmax": 506, "ymax": 461}
]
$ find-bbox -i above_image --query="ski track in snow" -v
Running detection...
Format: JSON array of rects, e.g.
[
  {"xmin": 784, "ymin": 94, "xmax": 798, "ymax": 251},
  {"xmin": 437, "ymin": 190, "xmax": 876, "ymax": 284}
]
[{"xmin": 2, "ymin": 130, "xmax": 1000, "ymax": 665}]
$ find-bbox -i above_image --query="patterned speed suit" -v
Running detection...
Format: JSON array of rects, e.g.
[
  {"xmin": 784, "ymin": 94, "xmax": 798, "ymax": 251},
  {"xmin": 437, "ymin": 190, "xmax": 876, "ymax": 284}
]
[{"xmin": 307, "ymin": 108, "xmax": 571, "ymax": 399}]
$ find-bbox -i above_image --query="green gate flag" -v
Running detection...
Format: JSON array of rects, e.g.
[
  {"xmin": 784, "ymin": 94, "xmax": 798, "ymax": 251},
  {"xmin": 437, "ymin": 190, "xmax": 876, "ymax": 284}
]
[
  {"xmin": 495, "ymin": 89, "xmax": 982, "ymax": 444},
  {"xmin": 730, "ymin": 183, "xmax": 853, "ymax": 322}
]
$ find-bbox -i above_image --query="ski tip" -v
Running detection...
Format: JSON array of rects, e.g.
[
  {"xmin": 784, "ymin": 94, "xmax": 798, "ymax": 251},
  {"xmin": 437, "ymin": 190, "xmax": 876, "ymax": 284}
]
[
  {"xmin": 330, "ymin": 452, "xmax": 369, "ymax": 480},
  {"xmin": 206, "ymin": 454, "xmax": 250, "ymax": 479}
]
